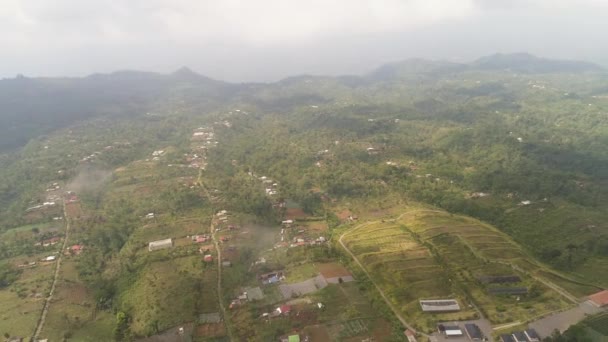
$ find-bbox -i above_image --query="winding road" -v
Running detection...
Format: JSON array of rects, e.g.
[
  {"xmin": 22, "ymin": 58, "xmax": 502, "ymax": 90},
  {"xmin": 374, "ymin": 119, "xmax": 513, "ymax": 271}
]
[{"xmin": 32, "ymin": 199, "xmax": 71, "ymax": 341}]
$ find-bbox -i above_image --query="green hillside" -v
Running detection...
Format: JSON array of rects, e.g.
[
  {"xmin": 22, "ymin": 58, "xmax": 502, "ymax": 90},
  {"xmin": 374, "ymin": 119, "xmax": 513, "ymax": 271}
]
[{"xmin": 0, "ymin": 54, "xmax": 607, "ymax": 341}]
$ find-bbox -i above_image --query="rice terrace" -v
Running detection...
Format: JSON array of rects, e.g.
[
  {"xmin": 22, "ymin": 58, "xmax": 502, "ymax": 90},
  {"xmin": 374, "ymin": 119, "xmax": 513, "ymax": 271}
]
[{"xmin": 339, "ymin": 206, "xmax": 578, "ymax": 334}]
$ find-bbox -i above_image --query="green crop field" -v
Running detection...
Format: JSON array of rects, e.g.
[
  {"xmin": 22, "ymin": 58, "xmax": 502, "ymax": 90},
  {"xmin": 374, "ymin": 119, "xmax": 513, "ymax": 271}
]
[{"xmin": 585, "ymin": 312, "xmax": 608, "ymax": 336}]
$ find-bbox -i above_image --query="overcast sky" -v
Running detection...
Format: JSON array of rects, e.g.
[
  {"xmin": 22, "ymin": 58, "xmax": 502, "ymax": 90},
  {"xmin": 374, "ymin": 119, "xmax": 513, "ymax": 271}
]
[{"xmin": 2, "ymin": 0, "xmax": 608, "ymax": 82}]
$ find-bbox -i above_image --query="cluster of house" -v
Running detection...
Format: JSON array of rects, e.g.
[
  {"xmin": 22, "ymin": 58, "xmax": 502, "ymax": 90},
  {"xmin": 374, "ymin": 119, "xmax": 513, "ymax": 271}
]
[
  {"xmin": 65, "ymin": 191, "xmax": 79, "ymax": 203},
  {"xmin": 437, "ymin": 323, "xmax": 485, "ymax": 340},
  {"xmin": 34, "ymin": 236, "xmax": 61, "ymax": 247},
  {"xmin": 80, "ymin": 151, "xmax": 102, "ymax": 163},
  {"xmin": 45, "ymin": 182, "xmax": 61, "ymax": 192},
  {"xmin": 314, "ymin": 149, "xmax": 331, "ymax": 168},
  {"xmin": 183, "ymin": 151, "xmax": 207, "ymax": 169},
  {"xmin": 192, "ymin": 127, "xmax": 219, "ymax": 147},
  {"xmin": 260, "ymin": 304, "xmax": 292, "ymax": 319},
  {"xmin": 26, "ymin": 201, "xmax": 57, "ymax": 212},
  {"xmin": 229, "ymin": 286, "xmax": 264, "ymax": 309},
  {"xmin": 279, "ymin": 219, "xmax": 328, "ymax": 248},
  {"xmin": 17, "ymin": 261, "xmax": 37, "ymax": 269},
  {"xmin": 216, "ymin": 209, "xmax": 229, "ymax": 225},
  {"xmin": 191, "ymin": 234, "xmax": 210, "ymax": 243},
  {"xmin": 259, "ymin": 271, "xmax": 285, "ymax": 285},
  {"xmin": 150, "ymin": 150, "xmax": 164, "ymax": 161},
  {"xmin": 213, "ymin": 120, "xmax": 232, "ymax": 128},
  {"xmin": 260, "ymin": 176, "xmax": 279, "ymax": 196},
  {"xmin": 499, "ymin": 329, "xmax": 540, "ymax": 342},
  {"xmin": 287, "ymin": 236, "xmax": 326, "ymax": 248}
]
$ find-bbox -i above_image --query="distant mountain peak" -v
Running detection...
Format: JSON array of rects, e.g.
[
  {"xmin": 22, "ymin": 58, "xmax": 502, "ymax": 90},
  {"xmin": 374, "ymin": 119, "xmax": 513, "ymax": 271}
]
[
  {"xmin": 172, "ymin": 66, "xmax": 200, "ymax": 78},
  {"xmin": 472, "ymin": 53, "xmax": 603, "ymax": 73}
]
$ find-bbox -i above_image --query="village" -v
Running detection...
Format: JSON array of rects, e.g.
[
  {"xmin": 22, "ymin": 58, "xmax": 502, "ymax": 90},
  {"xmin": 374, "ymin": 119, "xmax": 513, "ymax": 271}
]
[{"xmin": 1, "ymin": 106, "xmax": 608, "ymax": 342}]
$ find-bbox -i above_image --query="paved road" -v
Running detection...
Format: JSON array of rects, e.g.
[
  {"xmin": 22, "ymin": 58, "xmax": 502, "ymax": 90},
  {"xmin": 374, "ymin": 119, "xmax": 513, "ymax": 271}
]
[
  {"xmin": 529, "ymin": 301, "xmax": 605, "ymax": 338},
  {"xmin": 32, "ymin": 199, "xmax": 71, "ymax": 340}
]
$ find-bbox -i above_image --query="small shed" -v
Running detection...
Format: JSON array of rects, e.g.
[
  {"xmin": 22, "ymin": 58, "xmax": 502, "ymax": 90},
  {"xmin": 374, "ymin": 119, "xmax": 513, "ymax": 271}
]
[{"xmin": 203, "ymin": 255, "xmax": 213, "ymax": 263}]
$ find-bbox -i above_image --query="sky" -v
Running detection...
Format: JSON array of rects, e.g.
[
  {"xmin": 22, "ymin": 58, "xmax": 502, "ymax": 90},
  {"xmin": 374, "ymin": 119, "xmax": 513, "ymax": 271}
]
[{"xmin": 1, "ymin": 0, "xmax": 608, "ymax": 82}]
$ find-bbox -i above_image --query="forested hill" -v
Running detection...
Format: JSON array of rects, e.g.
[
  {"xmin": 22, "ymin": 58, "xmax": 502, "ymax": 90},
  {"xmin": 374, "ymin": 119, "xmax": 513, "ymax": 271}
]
[
  {"xmin": 0, "ymin": 68, "xmax": 240, "ymax": 151},
  {"xmin": 0, "ymin": 53, "xmax": 604, "ymax": 152},
  {"xmin": 1, "ymin": 52, "xmax": 608, "ymax": 288}
]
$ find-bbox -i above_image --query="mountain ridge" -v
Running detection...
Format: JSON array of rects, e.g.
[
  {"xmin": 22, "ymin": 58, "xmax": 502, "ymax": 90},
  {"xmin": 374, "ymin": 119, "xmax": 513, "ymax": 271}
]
[{"xmin": 0, "ymin": 52, "xmax": 605, "ymax": 151}]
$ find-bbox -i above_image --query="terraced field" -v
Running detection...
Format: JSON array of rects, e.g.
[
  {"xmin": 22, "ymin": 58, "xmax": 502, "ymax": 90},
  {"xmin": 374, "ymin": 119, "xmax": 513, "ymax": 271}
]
[
  {"xmin": 341, "ymin": 208, "xmax": 577, "ymax": 333},
  {"xmin": 400, "ymin": 210, "xmax": 572, "ymax": 324},
  {"xmin": 342, "ymin": 221, "xmax": 477, "ymax": 333}
]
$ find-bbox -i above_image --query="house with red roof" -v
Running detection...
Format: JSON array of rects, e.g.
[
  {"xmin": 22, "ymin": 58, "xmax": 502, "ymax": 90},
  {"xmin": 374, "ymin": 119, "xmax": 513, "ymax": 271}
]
[
  {"xmin": 588, "ymin": 289, "xmax": 608, "ymax": 307},
  {"xmin": 68, "ymin": 244, "xmax": 84, "ymax": 255},
  {"xmin": 276, "ymin": 305, "xmax": 292, "ymax": 315}
]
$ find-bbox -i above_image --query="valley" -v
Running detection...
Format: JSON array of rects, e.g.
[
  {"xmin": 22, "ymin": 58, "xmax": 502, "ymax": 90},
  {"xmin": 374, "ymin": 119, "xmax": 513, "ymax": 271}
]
[{"xmin": 1, "ymin": 54, "xmax": 608, "ymax": 341}]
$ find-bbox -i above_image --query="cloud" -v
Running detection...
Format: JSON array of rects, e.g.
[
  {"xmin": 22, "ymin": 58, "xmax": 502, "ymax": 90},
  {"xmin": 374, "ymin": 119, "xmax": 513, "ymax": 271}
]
[
  {"xmin": 0, "ymin": 0, "xmax": 607, "ymax": 80},
  {"xmin": 1, "ymin": 0, "xmax": 478, "ymax": 46}
]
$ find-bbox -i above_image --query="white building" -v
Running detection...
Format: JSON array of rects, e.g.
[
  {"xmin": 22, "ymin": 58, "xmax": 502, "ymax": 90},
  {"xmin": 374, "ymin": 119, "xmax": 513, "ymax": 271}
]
[{"xmin": 148, "ymin": 238, "xmax": 173, "ymax": 252}]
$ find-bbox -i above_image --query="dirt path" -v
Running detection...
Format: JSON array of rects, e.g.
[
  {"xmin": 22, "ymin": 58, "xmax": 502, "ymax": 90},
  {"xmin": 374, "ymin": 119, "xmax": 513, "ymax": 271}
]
[
  {"xmin": 199, "ymin": 170, "xmax": 235, "ymax": 341},
  {"xmin": 32, "ymin": 199, "xmax": 71, "ymax": 340},
  {"xmin": 210, "ymin": 218, "xmax": 235, "ymax": 340}
]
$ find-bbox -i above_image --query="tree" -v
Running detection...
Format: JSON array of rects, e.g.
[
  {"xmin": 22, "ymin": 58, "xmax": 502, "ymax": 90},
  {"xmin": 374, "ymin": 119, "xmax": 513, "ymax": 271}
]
[{"xmin": 113, "ymin": 311, "xmax": 130, "ymax": 341}]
